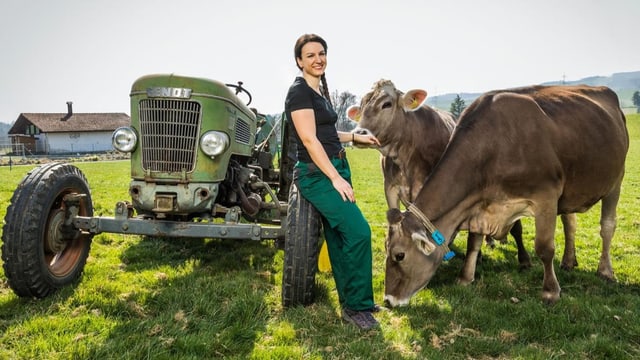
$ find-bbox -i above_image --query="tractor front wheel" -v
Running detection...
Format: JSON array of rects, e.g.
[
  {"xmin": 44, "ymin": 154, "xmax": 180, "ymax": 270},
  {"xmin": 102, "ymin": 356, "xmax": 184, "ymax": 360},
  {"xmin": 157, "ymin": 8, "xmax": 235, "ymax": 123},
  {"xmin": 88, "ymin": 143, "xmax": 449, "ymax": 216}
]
[{"xmin": 1, "ymin": 162, "xmax": 94, "ymax": 298}]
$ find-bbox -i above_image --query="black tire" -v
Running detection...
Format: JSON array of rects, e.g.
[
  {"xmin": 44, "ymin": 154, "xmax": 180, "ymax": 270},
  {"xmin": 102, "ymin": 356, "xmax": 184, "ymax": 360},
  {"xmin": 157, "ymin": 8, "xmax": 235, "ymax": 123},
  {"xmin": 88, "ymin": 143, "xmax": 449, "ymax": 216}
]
[
  {"xmin": 282, "ymin": 183, "xmax": 321, "ymax": 307},
  {"xmin": 277, "ymin": 118, "xmax": 297, "ymax": 201},
  {"xmin": 1, "ymin": 162, "xmax": 94, "ymax": 298}
]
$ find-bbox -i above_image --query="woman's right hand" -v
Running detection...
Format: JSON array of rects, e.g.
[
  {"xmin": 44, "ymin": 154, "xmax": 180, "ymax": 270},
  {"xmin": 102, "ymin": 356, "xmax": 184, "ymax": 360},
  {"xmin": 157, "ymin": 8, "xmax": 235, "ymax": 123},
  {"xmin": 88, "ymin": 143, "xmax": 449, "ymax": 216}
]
[
  {"xmin": 332, "ymin": 176, "xmax": 355, "ymax": 203},
  {"xmin": 354, "ymin": 132, "xmax": 381, "ymax": 147}
]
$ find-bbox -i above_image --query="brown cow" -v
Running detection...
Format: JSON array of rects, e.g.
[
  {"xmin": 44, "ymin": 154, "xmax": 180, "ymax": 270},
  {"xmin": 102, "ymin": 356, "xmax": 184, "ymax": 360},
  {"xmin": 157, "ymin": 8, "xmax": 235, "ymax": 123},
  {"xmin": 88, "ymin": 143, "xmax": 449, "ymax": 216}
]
[
  {"xmin": 383, "ymin": 85, "xmax": 628, "ymax": 307},
  {"xmin": 347, "ymin": 80, "xmax": 455, "ymax": 207},
  {"xmin": 347, "ymin": 79, "xmax": 542, "ymax": 269}
]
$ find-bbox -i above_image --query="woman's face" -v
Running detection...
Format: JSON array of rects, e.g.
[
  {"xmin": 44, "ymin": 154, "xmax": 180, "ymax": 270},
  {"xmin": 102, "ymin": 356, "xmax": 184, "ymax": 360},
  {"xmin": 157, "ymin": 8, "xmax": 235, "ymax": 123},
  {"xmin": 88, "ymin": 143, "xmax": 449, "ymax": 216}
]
[{"xmin": 296, "ymin": 41, "xmax": 326, "ymax": 78}]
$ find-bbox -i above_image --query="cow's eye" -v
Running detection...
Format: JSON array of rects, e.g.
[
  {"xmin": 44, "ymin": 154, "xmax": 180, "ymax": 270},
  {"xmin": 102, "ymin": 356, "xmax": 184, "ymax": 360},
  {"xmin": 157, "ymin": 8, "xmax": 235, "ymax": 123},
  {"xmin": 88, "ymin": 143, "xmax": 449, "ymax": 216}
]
[
  {"xmin": 394, "ymin": 252, "xmax": 405, "ymax": 262},
  {"xmin": 381, "ymin": 101, "xmax": 392, "ymax": 109}
]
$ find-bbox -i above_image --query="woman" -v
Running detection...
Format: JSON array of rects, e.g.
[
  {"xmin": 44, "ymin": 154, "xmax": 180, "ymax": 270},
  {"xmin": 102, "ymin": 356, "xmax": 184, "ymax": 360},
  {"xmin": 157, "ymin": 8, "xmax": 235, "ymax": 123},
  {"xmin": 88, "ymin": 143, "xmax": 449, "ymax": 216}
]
[{"xmin": 284, "ymin": 33, "xmax": 381, "ymax": 330}]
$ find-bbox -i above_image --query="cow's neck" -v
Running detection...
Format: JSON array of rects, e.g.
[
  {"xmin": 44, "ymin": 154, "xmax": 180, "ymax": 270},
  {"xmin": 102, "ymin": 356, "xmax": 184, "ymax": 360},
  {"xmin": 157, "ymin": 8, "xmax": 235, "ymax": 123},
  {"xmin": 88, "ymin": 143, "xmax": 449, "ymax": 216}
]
[
  {"xmin": 378, "ymin": 110, "xmax": 449, "ymax": 177},
  {"xmin": 411, "ymin": 147, "xmax": 483, "ymax": 246}
]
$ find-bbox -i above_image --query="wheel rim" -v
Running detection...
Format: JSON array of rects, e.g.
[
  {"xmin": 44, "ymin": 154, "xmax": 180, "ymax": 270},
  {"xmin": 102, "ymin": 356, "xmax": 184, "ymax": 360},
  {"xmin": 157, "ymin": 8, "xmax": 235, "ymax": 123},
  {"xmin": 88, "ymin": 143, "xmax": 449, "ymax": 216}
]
[{"xmin": 44, "ymin": 190, "xmax": 89, "ymax": 278}]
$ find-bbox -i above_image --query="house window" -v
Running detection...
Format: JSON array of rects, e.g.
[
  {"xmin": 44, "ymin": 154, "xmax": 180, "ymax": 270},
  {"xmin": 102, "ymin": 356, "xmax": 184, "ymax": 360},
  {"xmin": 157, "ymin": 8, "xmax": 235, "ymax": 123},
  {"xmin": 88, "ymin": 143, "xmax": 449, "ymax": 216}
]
[{"xmin": 26, "ymin": 125, "xmax": 40, "ymax": 135}]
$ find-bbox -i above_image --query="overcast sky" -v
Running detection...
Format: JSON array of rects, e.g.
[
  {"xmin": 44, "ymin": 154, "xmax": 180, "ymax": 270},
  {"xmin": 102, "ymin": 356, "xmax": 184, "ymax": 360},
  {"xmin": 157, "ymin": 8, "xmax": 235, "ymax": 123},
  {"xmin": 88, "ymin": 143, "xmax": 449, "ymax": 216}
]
[{"xmin": 1, "ymin": 0, "xmax": 638, "ymax": 124}]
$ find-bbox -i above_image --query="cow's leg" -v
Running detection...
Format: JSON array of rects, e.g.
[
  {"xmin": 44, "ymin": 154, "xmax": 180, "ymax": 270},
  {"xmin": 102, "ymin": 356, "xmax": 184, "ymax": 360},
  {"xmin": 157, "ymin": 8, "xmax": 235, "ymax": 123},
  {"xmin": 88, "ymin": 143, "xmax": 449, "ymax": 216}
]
[
  {"xmin": 381, "ymin": 156, "xmax": 400, "ymax": 209},
  {"xmin": 534, "ymin": 209, "xmax": 561, "ymax": 304},
  {"xmin": 458, "ymin": 232, "xmax": 484, "ymax": 285},
  {"xmin": 382, "ymin": 155, "xmax": 410, "ymax": 210},
  {"xmin": 384, "ymin": 181, "xmax": 400, "ymax": 210},
  {"xmin": 484, "ymin": 235, "xmax": 496, "ymax": 248},
  {"xmin": 509, "ymin": 220, "xmax": 531, "ymax": 269},
  {"xmin": 559, "ymin": 213, "xmax": 578, "ymax": 271},
  {"xmin": 596, "ymin": 183, "xmax": 621, "ymax": 281},
  {"xmin": 476, "ymin": 235, "xmax": 491, "ymax": 268}
]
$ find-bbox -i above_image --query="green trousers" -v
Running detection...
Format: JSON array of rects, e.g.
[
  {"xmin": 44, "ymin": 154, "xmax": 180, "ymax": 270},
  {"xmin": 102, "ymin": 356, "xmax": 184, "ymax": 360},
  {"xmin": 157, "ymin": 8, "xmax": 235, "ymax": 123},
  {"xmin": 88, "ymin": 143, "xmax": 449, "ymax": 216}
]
[{"xmin": 295, "ymin": 156, "xmax": 374, "ymax": 311}]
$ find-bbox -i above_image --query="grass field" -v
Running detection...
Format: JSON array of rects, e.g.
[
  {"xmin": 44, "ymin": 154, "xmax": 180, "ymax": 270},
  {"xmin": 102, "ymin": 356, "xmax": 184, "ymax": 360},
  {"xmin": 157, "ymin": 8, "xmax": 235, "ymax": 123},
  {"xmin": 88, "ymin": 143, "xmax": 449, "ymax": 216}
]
[{"xmin": 0, "ymin": 114, "xmax": 639, "ymax": 359}]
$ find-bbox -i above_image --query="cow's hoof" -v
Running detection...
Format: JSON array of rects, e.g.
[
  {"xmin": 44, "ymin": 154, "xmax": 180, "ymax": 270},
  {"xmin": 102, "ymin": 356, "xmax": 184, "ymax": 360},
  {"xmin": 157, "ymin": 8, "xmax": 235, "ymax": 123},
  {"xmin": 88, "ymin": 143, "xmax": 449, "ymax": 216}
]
[
  {"xmin": 596, "ymin": 270, "xmax": 616, "ymax": 282},
  {"xmin": 541, "ymin": 291, "xmax": 560, "ymax": 305},
  {"xmin": 560, "ymin": 259, "xmax": 578, "ymax": 271},
  {"xmin": 518, "ymin": 261, "xmax": 532, "ymax": 271},
  {"xmin": 456, "ymin": 277, "xmax": 474, "ymax": 286}
]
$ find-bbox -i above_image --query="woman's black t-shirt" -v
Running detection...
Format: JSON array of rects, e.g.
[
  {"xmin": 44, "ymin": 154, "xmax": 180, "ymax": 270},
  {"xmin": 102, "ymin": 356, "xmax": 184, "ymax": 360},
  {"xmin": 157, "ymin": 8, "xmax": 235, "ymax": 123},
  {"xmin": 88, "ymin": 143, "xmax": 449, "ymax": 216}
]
[{"xmin": 284, "ymin": 77, "xmax": 341, "ymax": 163}]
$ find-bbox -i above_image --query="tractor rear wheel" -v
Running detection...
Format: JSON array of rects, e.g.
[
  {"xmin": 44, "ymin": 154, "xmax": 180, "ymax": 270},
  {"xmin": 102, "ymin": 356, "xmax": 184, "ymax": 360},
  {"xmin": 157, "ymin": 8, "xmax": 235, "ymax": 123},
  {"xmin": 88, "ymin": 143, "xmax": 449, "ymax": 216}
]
[{"xmin": 282, "ymin": 183, "xmax": 321, "ymax": 307}]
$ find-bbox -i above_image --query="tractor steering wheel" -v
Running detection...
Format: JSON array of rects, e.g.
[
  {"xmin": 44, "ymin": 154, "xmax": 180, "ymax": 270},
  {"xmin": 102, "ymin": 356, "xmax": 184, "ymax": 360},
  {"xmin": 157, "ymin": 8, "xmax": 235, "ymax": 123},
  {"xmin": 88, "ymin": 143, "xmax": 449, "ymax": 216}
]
[{"xmin": 226, "ymin": 81, "xmax": 253, "ymax": 106}]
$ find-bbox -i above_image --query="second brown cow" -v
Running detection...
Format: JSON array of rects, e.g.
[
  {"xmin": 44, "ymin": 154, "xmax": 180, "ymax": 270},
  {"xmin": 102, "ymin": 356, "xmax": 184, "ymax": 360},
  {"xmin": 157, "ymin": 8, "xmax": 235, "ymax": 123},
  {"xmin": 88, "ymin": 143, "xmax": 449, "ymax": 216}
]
[{"xmin": 348, "ymin": 79, "xmax": 548, "ymax": 269}]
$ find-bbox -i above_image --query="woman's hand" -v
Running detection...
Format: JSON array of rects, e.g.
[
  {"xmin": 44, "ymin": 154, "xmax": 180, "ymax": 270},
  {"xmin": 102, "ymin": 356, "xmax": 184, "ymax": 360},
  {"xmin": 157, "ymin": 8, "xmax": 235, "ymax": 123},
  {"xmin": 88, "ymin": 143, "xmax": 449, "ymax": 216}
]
[
  {"xmin": 353, "ymin": 131, "xmax": 381, "ymax": 147},
  {"xmin": 331, "ymin": 176, "xmax": 355, "ymax": 202}
]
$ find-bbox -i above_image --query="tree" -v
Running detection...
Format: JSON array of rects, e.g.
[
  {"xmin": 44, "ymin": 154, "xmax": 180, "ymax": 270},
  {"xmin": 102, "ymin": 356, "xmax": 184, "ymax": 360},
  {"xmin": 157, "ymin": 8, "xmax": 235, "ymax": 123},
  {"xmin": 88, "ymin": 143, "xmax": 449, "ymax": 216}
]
[
  {"xmin": 633, "ymin": 91, "xmax": 640, "ymax": 113},
  {"xmin": 330, "ymin": 90, "xmax": 357, "ymax": 131},
  {"xmin": 449, "ymin": 94, "xmax": 466, "ymax": 120}
]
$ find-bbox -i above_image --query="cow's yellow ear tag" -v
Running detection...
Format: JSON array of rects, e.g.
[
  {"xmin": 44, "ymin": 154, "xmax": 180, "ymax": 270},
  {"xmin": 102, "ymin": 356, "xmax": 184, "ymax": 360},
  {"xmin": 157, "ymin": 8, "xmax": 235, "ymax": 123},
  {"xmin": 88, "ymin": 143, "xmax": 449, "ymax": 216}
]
[
  {"xmin": 403, "ymin": 89, "xmax": 428, "ymax": 111},
  {"xmin": 318, "ymin": 241, "xmax": 332, "ymax": 272}
]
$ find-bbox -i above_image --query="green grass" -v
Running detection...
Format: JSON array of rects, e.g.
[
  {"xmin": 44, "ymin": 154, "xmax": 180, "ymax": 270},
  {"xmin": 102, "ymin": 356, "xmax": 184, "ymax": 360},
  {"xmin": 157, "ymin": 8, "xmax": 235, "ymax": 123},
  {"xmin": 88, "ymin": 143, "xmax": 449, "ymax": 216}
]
[{"xmin": 1, "ymin": 114, "xmax": 639, "ymax": 359}]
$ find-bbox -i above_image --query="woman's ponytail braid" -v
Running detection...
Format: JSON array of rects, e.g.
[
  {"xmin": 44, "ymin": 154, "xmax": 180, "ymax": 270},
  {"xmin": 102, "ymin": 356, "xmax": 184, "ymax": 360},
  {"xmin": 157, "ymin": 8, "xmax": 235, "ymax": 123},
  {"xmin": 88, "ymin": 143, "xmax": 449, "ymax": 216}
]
[{"xmin": 321, "ymin": 74, "xmax": 333, "ymax": 109}]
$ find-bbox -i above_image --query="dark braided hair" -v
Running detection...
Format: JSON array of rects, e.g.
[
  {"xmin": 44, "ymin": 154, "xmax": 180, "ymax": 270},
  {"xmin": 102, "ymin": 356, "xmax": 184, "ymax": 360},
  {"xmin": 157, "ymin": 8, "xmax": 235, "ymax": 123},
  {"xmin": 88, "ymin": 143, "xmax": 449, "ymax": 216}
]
[{"xmin": 294, "ymin": 34, "xmax": 333, "ymax": 108}]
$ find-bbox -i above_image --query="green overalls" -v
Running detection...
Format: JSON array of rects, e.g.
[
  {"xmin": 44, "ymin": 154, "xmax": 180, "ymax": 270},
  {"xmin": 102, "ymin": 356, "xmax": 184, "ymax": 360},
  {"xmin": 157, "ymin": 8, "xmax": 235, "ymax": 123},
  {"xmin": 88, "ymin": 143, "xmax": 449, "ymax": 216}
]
[{"xmin": 294, "ymin": 154, "xmax": 375, "ymax": 311}]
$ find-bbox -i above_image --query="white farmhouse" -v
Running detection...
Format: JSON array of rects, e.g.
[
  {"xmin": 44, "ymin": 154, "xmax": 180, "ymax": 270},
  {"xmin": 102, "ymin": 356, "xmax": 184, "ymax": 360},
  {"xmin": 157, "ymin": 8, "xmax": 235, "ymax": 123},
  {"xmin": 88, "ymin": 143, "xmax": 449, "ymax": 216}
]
[{"xmin": 8, "ymin": 102, "xmax": 130, "ymax": 155}]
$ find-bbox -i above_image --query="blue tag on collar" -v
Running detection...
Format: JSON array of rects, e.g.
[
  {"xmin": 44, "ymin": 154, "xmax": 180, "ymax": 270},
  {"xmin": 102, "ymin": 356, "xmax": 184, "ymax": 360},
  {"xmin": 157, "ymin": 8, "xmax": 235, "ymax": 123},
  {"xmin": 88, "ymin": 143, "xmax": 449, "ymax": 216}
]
[
  {"xmin": 432, "ymin": 230, "xmax": 445, "ymax": 245},
  {"xmin": 443, "ymin": 250, "xmax": 455, "ymax": 261}
]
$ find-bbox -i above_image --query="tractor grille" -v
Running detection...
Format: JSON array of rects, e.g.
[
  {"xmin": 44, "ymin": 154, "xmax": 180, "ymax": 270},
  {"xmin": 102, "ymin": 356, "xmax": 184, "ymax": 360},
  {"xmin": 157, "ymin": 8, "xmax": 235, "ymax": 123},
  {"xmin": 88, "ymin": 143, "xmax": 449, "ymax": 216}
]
[
  {"xmin": 138, "ymin": 99, "xmax": 201, "ymax": 173},
  {"xmin": 235, "ymin": 118, "xmax": 251, "ymax": 145}
]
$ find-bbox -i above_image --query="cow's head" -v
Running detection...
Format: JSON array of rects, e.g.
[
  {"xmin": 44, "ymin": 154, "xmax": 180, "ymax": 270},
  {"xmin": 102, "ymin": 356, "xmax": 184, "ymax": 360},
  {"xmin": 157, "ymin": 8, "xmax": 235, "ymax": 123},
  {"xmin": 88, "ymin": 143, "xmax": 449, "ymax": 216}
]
[
  {"xmin": 384, "ymin": 208, "xmax": 447, "ymax": 307},
  {"xmin": 347, "ymin": 79, "xmax": 428, "ymax": 139}
]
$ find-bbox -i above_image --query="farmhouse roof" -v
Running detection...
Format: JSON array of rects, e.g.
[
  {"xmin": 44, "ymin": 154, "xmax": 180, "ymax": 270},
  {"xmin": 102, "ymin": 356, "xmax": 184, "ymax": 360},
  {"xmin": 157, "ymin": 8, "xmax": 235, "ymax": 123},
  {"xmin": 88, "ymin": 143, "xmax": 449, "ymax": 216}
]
[{"xmin": 9, "ymin": 112, "xmax": 130, "ymax": 134}]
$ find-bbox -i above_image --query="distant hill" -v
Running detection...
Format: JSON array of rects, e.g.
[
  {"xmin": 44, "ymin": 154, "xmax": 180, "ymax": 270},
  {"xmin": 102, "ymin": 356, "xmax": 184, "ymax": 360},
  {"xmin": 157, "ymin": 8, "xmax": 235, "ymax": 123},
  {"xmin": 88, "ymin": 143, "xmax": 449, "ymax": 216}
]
[
  {"xmin": 0, "ymin": 122, "xmax": 11, "ymax": 143},
  {"xmin": 427, "ymin": 70, "xmax": 640, "ymax": 113},
  {"xmin": 541, "ymin": 71, "xmax": 640, "ymax": 90}
]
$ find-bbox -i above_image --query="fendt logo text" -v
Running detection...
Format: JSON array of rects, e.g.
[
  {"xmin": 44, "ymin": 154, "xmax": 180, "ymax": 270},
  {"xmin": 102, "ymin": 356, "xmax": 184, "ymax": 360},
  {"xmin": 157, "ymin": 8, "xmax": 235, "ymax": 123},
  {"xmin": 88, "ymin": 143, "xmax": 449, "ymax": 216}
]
[{"xmin": 146, "ymin": 87, "xmax": 192, "ymax": 99}]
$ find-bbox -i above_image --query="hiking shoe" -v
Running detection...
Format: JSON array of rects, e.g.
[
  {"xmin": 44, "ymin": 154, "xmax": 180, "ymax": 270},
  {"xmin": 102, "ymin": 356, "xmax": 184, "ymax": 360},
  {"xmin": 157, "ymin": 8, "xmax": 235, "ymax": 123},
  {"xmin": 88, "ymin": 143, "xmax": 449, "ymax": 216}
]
[{"xmin": 342, "ymin": 308, "xmax": 379, "ymax": 330}]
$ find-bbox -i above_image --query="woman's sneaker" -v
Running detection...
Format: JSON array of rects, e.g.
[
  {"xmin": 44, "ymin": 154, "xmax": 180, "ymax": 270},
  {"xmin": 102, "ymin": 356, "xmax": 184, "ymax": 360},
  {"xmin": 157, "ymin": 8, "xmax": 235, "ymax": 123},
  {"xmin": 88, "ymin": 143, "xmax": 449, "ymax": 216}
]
[{"xmin": 342, "ymin": 308, "xmax": 379, "ymax": 330}]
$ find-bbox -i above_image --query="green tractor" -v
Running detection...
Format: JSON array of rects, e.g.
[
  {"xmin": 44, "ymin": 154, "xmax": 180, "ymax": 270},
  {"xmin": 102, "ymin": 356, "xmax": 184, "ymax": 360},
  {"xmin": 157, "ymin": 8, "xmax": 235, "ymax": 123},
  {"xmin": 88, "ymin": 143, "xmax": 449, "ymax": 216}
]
[{"xmin": 1, "ymin": 74, "xmax": 321, "ymax": 307}]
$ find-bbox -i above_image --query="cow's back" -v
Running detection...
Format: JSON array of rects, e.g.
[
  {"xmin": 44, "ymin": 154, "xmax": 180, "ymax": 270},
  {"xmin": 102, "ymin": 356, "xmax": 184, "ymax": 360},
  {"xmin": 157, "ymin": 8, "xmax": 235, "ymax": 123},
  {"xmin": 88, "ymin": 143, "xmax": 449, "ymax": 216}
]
[{"xmin": 444, "ymin": 85, "xmax": 628, "ymax": 214}]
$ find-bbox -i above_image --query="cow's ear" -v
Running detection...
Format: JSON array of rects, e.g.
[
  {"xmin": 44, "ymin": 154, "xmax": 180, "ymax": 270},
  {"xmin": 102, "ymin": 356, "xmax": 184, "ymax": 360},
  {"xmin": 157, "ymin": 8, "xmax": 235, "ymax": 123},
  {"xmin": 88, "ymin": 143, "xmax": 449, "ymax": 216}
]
[
  {"xmin": 402, "ymin": 90, "xmax": 428, "ymax": 111},
  {"xmin": 346, "ymin": 105, "xmax": 361, "ymax": 122},
  {"xmin": 411, "ymin": 230, "xmax": 437, "ymax": 255}
]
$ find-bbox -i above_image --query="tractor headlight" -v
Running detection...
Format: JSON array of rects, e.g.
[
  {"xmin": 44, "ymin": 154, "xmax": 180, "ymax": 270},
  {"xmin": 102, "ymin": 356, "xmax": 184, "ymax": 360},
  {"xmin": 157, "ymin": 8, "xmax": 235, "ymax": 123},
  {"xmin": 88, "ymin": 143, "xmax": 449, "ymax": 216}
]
[
  {"xmin": 200, "ymin": 131, "xmax": 229, "ymax": 157},
  {"xmin": 112, "ymin": 127, "xmax": 138, "ymax": 152}
]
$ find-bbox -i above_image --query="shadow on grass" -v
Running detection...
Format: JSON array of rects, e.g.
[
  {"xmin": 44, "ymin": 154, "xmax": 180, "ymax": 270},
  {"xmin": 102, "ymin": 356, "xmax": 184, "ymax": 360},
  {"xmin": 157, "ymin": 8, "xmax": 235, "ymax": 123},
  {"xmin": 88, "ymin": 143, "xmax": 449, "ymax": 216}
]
[
  {"xmin": 81, "ymin": 236, "xmax": 281, "ymax": 358},
  {"xmin": 0, "ymin": 279, "xmax": 84, "ymax": 323},
  {"xmin": 107, "ymin": 236, "xmax": 411, "ymax": 358},
  {"xmin": 391, "ymin": 239, "xmax": 640, "ymax": 359},
  {"xmin": 276, "ymin": 279, "xmax": 412, "ymax": 359}
]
